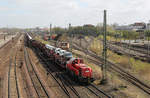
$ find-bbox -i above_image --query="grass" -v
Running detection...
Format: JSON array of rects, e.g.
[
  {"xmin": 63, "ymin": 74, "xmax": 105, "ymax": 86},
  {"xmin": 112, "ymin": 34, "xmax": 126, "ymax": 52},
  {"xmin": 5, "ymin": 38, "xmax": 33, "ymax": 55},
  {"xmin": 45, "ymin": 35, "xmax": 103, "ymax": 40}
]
[
  {"xmin": 89, "ymin": 38, "xmax": 103, "ymax": 55},
  {"xmin": 35, "ymin": 36, "xmax": 49, "ymax": 44},
  {"xmin": 84, "ymin": 36, "xmax": 89, "ymax": 40},
  {"xmin": 98, "ymin": 35, "xmax": 124, "ymax": 42},
  {"xmin": 108, "ymin": 72, "xmax": 126, "ymax": 89},
  {"xmin": 130, "ymin": 58, "xmax": 150, "ymax": 74}
]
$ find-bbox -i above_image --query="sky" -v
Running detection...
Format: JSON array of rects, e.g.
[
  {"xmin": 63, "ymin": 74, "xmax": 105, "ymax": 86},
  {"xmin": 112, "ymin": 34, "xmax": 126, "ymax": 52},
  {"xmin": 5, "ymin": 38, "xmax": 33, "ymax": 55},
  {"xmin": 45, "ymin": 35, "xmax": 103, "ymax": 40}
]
[{"xmin": 0, "ymin": 0, "xmax": 150, "ymax": 28}]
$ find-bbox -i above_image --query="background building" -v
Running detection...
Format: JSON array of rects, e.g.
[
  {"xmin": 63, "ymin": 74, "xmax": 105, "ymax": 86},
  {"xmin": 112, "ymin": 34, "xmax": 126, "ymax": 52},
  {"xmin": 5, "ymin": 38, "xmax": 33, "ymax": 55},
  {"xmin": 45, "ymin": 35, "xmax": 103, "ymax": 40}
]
[
  {"xmin": 115, "ymin": 22, "xmax": 146, "ymax": 32},
  {"xmin": 146, "ymin": 21, "xmax": 150, "ymax": 30}
]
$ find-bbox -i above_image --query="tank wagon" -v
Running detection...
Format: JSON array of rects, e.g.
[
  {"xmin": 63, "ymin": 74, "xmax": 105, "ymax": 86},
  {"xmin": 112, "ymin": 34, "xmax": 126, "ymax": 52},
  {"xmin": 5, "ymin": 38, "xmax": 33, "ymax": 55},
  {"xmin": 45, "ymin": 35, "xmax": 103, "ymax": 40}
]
[{"xmin": 26, "ymin": 33, "xmax": 93, "ymax": 83}]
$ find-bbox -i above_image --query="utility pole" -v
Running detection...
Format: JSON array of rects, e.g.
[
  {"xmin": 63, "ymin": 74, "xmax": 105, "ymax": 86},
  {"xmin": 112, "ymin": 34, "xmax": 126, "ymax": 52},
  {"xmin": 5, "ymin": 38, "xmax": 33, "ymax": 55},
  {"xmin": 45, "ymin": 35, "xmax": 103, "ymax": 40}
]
[
  {"xmin": 148, "ymin": 31, "xmax": 150, "ymax": 57},
  {"xmin": 148, "ymin": 36, "xmax": 149, "ymax": 57},
  {"xmin": 50, "ymin": 24, "xmax": 52, "ymax": 40},
  {"xmin": 69, "ymin": 23, "xmax": 72, "ymax": 52},
  {"xmin": 102, "ymin": 10, "xmax": 107, "ymax": 84}
]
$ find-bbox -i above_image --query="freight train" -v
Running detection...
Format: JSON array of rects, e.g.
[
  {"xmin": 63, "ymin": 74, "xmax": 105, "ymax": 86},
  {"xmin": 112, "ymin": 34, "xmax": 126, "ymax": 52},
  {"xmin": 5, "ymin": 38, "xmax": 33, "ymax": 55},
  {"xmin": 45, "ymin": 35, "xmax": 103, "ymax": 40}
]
[{"xmin": 25, "ymin": 33, "xmax": 93, "ymax": 83}]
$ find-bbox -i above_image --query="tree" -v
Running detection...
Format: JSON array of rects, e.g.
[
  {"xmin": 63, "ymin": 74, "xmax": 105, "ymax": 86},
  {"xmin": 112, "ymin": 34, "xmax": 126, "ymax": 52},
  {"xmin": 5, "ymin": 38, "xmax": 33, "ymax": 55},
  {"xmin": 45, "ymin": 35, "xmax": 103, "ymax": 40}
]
[
  {"xmin": 52, "ymin": 27, "xmax": 66, "ymax": 34},
  {"xmin": 145, "ymin": 30, "xmax": 150, "ymax": 38}
]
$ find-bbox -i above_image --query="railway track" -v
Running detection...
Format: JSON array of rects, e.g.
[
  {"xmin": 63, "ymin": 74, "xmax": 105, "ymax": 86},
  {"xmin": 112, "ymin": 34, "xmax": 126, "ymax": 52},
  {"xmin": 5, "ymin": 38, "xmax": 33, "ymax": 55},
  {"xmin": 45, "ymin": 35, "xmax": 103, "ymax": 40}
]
[
  {"xmin": 0, "ymin": 40, "xmax": 11, "ymax": 50},
  {"xmin": 6, "ymin": 34, "xmax": 23, "ymax": 98},
  {"xmin": 107, "ymin": 41, "xmax": 150, "ymax": 62},
  {"xmin": 114, "ymin": 42, "xmax": 150, "ymax": 56},
  {"xmin": 8, "ymin": 47, "xmax": 20, "ymax": 98},
  {"xmin": 85, "ymin": 84, "xmax": 111, "ymax": 98},
  {"xmin": 72, "ymin": 42, "xmax": 150, "ymax": 96},
  {"xmin": 60, "ymin": 73, "xmax": 81, "ymax": 98},
  {"xmin": 35, "ymin": 48, "xmax": 80, "ymax": 98},
  {"xmin": 63, "ymin": 70, "xmax": 112, "ymax": 98},
  {"xmin": 24, "ymin": 47, "xmax": 50, "ymax": 98},
  {"xmin": 0, "ymin": 34, "xmax": 20, "ymax": 50}
]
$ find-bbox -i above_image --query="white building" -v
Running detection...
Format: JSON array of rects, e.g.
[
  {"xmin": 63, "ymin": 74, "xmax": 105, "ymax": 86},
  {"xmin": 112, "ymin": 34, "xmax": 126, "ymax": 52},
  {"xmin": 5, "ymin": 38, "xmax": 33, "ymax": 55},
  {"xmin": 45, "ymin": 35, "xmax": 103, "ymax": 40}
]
[
  {"xmin": 146, "ymin": 23, "xmax": 150, "ymax": 30},
  {"xmin": 115, "ymin": 25, "xmax": 133, "ymax": 31},
  {"xmin": 115, "ymin": 22, "xmax": 146, "ymax": 32}
]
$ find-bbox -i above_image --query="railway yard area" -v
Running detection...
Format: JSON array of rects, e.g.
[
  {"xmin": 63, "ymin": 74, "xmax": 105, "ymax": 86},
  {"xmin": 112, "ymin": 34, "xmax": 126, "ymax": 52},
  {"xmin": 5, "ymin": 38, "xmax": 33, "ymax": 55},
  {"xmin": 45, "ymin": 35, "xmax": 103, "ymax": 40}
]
[
  {"xmin": 0, "ymin": 32, "xmax": 150, "ymax": 98},
  {"xmin": 2, "ymin": 0, "xmax": 150, "ymax": 97}
]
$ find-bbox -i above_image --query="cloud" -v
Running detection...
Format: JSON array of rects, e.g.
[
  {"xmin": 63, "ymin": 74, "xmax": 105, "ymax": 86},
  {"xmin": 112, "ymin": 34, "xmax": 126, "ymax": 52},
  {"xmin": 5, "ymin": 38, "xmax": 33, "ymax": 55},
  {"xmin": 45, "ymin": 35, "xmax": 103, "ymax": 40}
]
[{"xmin": 0, "ymin": 0, "xmax": 150, "ymax": 28}]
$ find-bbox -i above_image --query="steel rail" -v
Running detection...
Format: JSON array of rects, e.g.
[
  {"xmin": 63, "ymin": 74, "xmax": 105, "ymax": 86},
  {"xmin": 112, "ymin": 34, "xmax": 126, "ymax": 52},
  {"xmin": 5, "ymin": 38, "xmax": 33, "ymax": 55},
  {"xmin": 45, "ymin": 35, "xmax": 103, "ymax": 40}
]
[{"xmin": 25, "ymin": 47, "xmax": 50, "ymax": 98}]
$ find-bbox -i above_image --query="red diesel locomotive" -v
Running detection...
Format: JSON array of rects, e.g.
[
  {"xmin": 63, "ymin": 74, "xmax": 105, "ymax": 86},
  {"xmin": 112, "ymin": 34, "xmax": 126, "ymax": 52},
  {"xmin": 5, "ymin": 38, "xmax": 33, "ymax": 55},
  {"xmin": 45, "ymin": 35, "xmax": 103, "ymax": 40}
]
[{"xmin": 66, "ymin": 58, "xmax": 92, "ymax": 83}]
